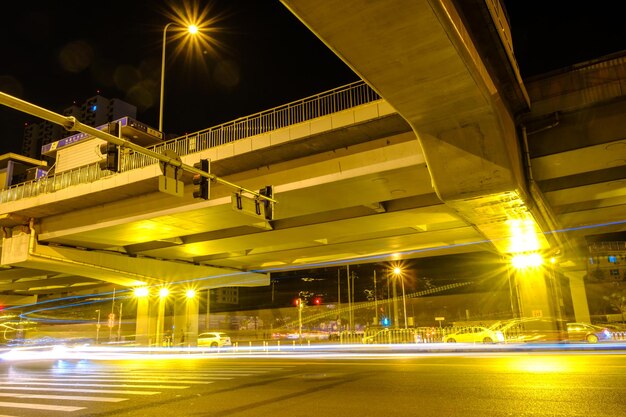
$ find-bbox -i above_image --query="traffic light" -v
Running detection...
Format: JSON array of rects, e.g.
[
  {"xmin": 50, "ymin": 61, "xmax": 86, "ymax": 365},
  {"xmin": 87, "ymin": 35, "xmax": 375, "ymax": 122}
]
[
  {"xmin": 99, "ymin": 142, "xmax": 120, "ymax": 171},
  {"xmin": 259, "ymin": 185, "xmax": 273, "ymax": 220},
  {"xmin": 312, "ymin": 297, "xmax": 322, "ymax": 305},
  {"xmin": 193, "ymin": 159, "xmax": 210, "ymax": 200},
  {"xmin": 99, "ymin": 122, "xmax": 120, "ymax": 172}
]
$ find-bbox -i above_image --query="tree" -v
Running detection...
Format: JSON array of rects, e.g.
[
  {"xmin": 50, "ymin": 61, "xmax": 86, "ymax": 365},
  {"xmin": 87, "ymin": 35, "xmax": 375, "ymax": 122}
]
[{"xmin": 603, "ymin": 290, "xmax": 626, "ymax": 323}]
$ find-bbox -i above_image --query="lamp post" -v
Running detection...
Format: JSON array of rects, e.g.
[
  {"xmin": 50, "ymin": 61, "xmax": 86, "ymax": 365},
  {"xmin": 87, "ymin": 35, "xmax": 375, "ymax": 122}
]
[
  {"xmin": 185, "ymin": 289, "xmax": 196, "ymax": 346},
  {"xmin": 156, "ymin": 287, "xmax": 169, "ymax": 346},
  {"xmin": 133, "ymin": 286, "xmax": 150, "ymax": 346},
  {"xmin": 95, "ymin": 309, "xmax": 101, "ymax": 344},
  {"xmin": 392, "ymin": 266, "xmax": 408, "ymax": 329},
  {"xmin": 159, "ymin": 22, "xmax": 199, "ymax": 132},
  {"xmin": 296, "ymin": 297, "xmax": 303, "ymax": 343}
]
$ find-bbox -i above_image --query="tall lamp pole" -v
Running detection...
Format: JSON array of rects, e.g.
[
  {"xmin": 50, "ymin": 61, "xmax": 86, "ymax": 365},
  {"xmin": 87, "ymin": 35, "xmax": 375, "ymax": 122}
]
[
  {"xmin": 159, "ymin": 22, "xmax": 199, "ymax": 133},
  {"xmin": 392, "ymin": 267, "xmax": 408, "ymax": 329},
  {"xmin": 159, "ymin": 22, "xmax": 174, "ymax": 133},
  {"xmin": 95, "ymin": 309, "xmax": 101, "ymax": 344}
]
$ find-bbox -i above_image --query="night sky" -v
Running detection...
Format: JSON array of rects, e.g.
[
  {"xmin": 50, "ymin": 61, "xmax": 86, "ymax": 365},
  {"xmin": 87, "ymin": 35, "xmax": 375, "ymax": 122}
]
[{"xmin": 1, "ymin": 1, "xmax": 626, "ymax": 155}]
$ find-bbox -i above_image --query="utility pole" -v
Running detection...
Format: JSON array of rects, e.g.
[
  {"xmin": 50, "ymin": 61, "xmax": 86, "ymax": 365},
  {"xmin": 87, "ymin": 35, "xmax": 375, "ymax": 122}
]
[
  {"xmin": 205, "ymin": 289, "xmax": 211, "ymax": 331},
  {"xmin": 346, "ymin": 265, "xmax": 352, "ymax": 331},
  {"xmin": 297, "ymin": 297, "xmax": 303, "ymax": 343},
  {"xmin": 109, "ymin": 288, "xmax": 116, "ymax": 341},
  {"xmin": 95, "ymin": 309, "xmax": 101, "ymax": 344},
  {"xmin": 117, "ymin": 303, "xmax": 123, "ymax": 341},
  {"xmin": 393, "ymin": 277, "xmax": 399, "ymax": 328},
  {"xmin": 337, "ymin": 269, "xmax": 341, "ymax": 331},
  {"xmin": 373, "ymin": 270, "xmax": 378, "ymax": 326}
]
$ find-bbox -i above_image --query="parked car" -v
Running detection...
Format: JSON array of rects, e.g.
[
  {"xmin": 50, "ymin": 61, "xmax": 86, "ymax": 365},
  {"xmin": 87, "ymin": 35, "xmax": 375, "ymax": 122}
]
[
  {"xmin": 197, "ymin": 332, "xmax": 232, "ymax": 348},
  {"xmin": 491, "ymin": 318, "xmax": 566, "ymax": 343},
  {"xmin": 443, "ymin": 326, "xmax": 504, "ymax": 344},
  {"xmin": 566, "ymin": 323, "xmax": 612, "ymax": 343}
]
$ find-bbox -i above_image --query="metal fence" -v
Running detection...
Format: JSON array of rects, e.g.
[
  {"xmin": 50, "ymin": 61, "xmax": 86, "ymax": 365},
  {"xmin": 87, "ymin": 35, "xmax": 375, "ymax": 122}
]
[{"xmin": 0, "ymin": 81, "xmax": 381, "ymax": 204}]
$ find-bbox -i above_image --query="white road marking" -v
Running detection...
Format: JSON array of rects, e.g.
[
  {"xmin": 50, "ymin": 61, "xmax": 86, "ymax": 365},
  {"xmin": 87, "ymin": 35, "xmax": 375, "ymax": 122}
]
[
  {"xmin": 0, "ymin": 392, "xmax": 127, "ymax": 403},
  {"xmin": 0, "ymin": 386, "xmax": 161, "ymax": 395},
  {"xmin": 6, "ymin": 377, "xmax": 220, "ymax": 384},
  {"xmin": 0, "ymin": 401, "xmax": 84, "ymax": 412},
  {"xmin": 0, "ymin": 382, "xmax": 189, "ymax": 389}
]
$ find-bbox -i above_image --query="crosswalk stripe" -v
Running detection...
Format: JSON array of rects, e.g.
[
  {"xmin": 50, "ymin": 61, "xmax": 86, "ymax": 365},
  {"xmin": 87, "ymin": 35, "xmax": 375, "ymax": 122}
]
[
  {"xmin": 0, "ymin": 381, "xmax": 189, "ymax": 389},
  {"xmin": 54, "ymin": 367, "xmax": 283, "ymax": 374},
  {"xmin": 0, "ymin": 386, "xmax": 161, "ymax": 395},
  {"xmin": 0, "ymin": 392, "xmax": 126, "ymax": 403},
  {"xmin": 57, "ymin": 373, "xmax": 245, "ymax": 378},
  {"xmin": 0, "ymin": 401, "xmax": 84, "ymax": 412},
  {"xmin": 5, "ymin": 377, "xmax": 219, "ymax": 384}
]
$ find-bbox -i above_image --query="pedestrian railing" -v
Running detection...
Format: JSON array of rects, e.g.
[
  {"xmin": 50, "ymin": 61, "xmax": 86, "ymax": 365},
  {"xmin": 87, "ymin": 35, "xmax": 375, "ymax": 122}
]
[{"xmin": 0, "ymin": 80, "xmax": 381, "ymax": 204}]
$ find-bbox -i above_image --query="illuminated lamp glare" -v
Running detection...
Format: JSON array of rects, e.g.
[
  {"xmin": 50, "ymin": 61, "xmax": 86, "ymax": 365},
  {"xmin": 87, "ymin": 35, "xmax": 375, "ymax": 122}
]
[
  {"xmin": 188, "ymin": 25, "xmax": 198, "ymax": 34},
  {"xmin": 511, "ymin": 253, "xmax": 543, "ymax": 269},
  {"xmin": 186, "ymin": 289, "xmax": 196, "ymax": 299},
  {"xmin": 159, "ymin": 288, "xmax": 170, "ymax": 298},
  {"xmin": 134, "ymin": 287, "xmax": 149, "ymax": 297}
]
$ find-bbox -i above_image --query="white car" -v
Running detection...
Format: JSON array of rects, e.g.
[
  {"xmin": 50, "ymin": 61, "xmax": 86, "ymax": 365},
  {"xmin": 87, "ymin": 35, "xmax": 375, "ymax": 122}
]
[
  {"xmin": 197, "ymin": 332, "xmax": 232, "ymax": 348},
  {"xmin": 443, "ymin": 326, "xmax": 504, "ymax": 344}
]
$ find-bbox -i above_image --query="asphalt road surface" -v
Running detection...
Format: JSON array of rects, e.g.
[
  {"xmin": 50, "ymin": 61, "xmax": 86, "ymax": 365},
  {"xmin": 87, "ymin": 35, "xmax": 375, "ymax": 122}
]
[{"xmin": 0, "ymin": 349, "xmax": 625, "ymax": 416}]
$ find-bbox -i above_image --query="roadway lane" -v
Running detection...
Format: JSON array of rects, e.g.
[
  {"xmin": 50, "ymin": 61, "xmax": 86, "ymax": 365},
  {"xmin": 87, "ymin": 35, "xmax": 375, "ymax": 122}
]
[{"xmin": 1, "ymin": 350, "xmax": 625, "ymax": 416}]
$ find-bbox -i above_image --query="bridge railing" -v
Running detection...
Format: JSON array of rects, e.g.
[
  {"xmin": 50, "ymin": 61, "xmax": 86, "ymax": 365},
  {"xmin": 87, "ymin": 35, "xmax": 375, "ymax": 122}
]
[
  {"xmin": 1, "ymin": 81, "xmax": 380, "ymax": 203},
  {"xmin": 122, "ymin": 80, "xmax": 380, "ymax": 171}
]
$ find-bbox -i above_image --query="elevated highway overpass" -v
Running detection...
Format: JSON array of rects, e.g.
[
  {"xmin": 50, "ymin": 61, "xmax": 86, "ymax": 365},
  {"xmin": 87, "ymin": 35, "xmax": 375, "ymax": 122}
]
[{"xmin": 1, "ymin": 0, "xmax": 625, "ymax": 340}]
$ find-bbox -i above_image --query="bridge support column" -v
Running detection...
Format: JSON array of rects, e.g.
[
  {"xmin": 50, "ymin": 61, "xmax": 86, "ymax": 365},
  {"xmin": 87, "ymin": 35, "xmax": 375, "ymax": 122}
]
[
  {"xmin": 563, "ymin": 271, "xmax": 591, "ymax": 324},
  {"xmin": 513, "ymin": 266, "xmax": 564, "ymax": 331},
  {"xmin": 173, "ymin": 296, "xmax": 200, "ymax": 347},
  {"xmin": 135, "ymin": 296, "xmax": 156, "ymax": 346}
]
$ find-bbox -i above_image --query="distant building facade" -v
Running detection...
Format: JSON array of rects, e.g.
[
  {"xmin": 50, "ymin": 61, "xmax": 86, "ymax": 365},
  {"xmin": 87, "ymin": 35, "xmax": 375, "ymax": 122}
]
[{"xmin": 21, "ymin": 96, "xmax": 137, "ymax": 160}]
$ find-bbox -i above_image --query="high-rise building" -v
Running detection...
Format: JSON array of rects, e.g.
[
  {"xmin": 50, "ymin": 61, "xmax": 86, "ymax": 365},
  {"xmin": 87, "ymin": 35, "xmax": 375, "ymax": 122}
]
[{"xmin": 21, "ymin": 96, "xmax": 137, "ymax": 160}]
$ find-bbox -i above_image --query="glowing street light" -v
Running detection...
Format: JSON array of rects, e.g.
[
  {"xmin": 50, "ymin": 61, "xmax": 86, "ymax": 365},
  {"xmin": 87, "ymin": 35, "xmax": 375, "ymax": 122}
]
[
  {"xmin": 511, "ymin": 252, "xmax": 543, "ymax": 269},
  {"xmin": 156, "ymin": 287, "xmax": 170, "ymax": 346},
  {"xmin": 159, "ymin": 22, "xmax": 200, "ymax": 132},
  {"xmin": 391, "ymin": 265, "xmax": 408, "ymax": 329},
  {"xmin": 134, "ymin": 286, "xmax": 149, "ymax": 297}
]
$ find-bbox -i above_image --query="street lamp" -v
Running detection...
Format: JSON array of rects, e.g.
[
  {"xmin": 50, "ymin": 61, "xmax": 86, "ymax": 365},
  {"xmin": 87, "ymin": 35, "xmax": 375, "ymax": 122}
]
[
  {"xmin": 133, "ymin": 286, "xmax": 150, "ymax": 346},
  {"xmin": 95, "ymin": 309, "xmax": 101, "ymax": 344},
  {"xmin": 159, "ymin": 22, "xmax": 200, "ymax": 132},
  {"xmin": 392, "ymin": 266, "xmax": 408, "ymax": 329},
  {"xmin": 156, "ymin": 287, "xmax": 170, "ymax": 346},
  {"xmin": 184, "ymin": 289, "xmax": 197, "ymax": 346}
]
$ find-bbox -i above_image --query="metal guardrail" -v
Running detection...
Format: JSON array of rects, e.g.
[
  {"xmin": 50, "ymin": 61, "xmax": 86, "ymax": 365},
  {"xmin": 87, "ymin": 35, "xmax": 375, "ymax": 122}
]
[{"xmin": 0, "ymin": 81, "xmax": 380, "ymax": 204}]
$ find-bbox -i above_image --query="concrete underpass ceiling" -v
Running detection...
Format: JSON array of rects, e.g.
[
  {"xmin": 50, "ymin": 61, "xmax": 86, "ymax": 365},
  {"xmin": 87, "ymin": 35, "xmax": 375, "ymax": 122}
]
[
  {"xmin": 279, "ymin": 0, "xmax": 554, "ymax": 257},
  {"xmin": 31, "ymin": 133, "xmax": 485, "ymax": 272}
]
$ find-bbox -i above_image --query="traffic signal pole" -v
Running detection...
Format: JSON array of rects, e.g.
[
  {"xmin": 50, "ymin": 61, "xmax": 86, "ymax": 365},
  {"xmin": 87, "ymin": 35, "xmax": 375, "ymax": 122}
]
[{"xmin": 0, "ymin": 91, "xmax": 277, "ymax": 204}]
